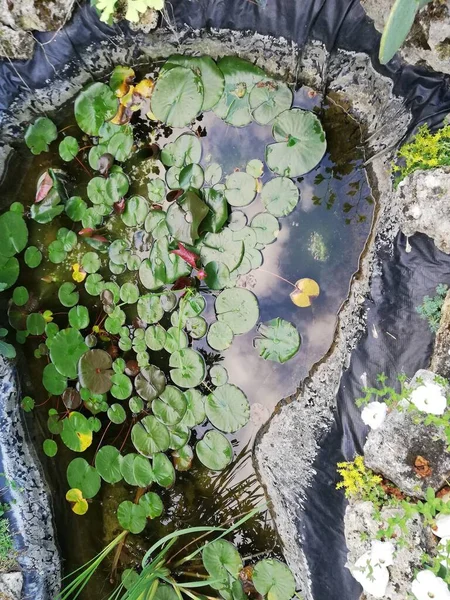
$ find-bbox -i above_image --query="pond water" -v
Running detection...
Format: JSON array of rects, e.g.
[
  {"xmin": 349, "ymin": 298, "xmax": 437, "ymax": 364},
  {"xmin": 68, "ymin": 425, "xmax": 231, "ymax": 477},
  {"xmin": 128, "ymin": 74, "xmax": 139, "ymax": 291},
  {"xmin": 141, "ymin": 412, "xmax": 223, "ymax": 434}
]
[{"xmin": 0, "ymin": 61, "xmax": 373, "ymax": 598}]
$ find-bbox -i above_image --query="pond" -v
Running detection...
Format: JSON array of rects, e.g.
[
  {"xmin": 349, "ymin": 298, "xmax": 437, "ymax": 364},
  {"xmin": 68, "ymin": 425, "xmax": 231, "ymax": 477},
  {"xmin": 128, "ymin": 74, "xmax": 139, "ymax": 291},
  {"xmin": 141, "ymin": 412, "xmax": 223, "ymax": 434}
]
[{"xmin": 0, "ymin": 55, "xmax": 373, "ymax": 598}]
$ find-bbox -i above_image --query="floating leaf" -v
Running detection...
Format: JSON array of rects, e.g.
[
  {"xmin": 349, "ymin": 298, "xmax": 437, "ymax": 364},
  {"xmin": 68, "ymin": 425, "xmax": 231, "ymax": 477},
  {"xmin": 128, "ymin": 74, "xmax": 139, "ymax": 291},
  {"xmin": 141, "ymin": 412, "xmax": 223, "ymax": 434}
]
[
  {"xmin": 61, "ymin": 412, "xmax": 93, "ymax": 452},
  {"xmin": 68, "ymin": 305, "xmax": 90, "ymax": 330},
  {"xmin": 137, "ymin": 294, "xmax": 164, "ymax": 324},
  {"xmin": 261, "ymin": 177, "xmax": 299, "ymax": 217},
  {"xmin": 131, "ymin": 415, "xmax": 170, "ymax": 457},
  {"xmin": 43, "ymin": 363, "xmax": 67, "ymax": 395},
  {"xmin": 107, "ymin": 403, "xmax": 127, "ymax": 424},
  {"xmin": 169, "ymin": 348, "xmax": 206, "ymax": 389},
  {"xmin": 25, "ymin": 117, "xmax": 57, "ymax": 154},
  {"xmin": 205, "ymin": 384, "xmax": 250, "ymax": 433},
  {"xmin": 122, "ymin": 195, "xmax": 149, "ymax": 227},
  {"xmin": 196, "ymin": 430, "xmax": 233, "ymax": 471},
  {"xmin": 117, "ymin": 500, "xmax": 147, "ymax": 534},
  {"xmin": 66, "ymin": 488, "xmax": 88, "ymax": 515},
  {"xmin": 12, "ymin": 287, "xmax": 28, "ymax": 306},
  {"xmin": 152, "ymin": 385, "xmax": 187, "ymax": 427},
  {"xmin": 81, "ymin": 252, "xmax": 101, "ymax": 274},
  {"xmin": 178, "ymin": 163, "xmax": 204, "ymax": 190},
  {"xmin": 254, "ymin": 318, "xmax": 300, "ymax": 363},
  {"xmin": 135, "ymin": 365, "xmax": 166, "ymax": 402},
  {"xmin": 168, "ymin": 423, "xmax": 190, "ymax": 450},
  {"xmin": 172, "ymin": 444, "xmax": 194, "ymax": 471},
  {"xmin": 74, "ymin": 82, "xmax": 118, "ymax": 136},
  {"xmin": 78, "ymin": 349, "xmax": 112, "ymax": 393},
  {"xmin": 110, "ymin": 65, "xmax": 135, "ymax": 97},
  {"xmin": 205, "ymin": 163, "xmax": 223, "ymax": 185},
  {"xmin": 66, "ymin": 196, "xmax": 87, "ymax": 222},
  {"xmin": 224, "ymin": 172, "xmax": 256, "ymax": 207},
  {"xmin": 139, "ymin": 491, "xmax": 163, "ymax": 519},
  {"xmin": 202, "ymin": 188, "xmax": 228, "ymax": 234},
  {"xmin": 153, "ymin": 452, "xmax": 175, "ymax": 488},
  {"xmin": 62, "ymin": 388, "xmax": 82, "ymax": 410},
  {"xmin": 148, "ymin": 178, "xmax": 166, "ymax": 203},
  {"xmin": 151, "ymin": 66, "xmax": 203, "ymax": 128},
  {"xmin": 161, "ymin": 133, "xmax": 202, "ymax": 168},
  {"xmin": 186, "ymin": 316, "xmax": 207, "ymax": 339},
  {"xmin": 0, "ymin": 256, "xmax": 19, "ymax": 291},
  {"xmin": 58, "ymin": 282, "xmax": 79, "ymax": 308},
  {"xmin": 210, "ymin": 365, "xmax": 228, "ymax": 387},
  {"xmin": 95, "ymin": 445, "xmax": 123, "ymax": 484},
  {"xmin": 139, "ymin": 237, "xmax": 190, "ymax": 290},
  {"xmin": 166, "ymin": 191, "xmax": 209, "ymax": 245},
  {"xmin": 215, "ymin": 288, "xmax": 259, "ymax": 335},
  {"xmin": 129, "ymin": 396, "xmax": 144, "ymax": 414},
  {"xmin": 249, "ymin": 80, "xmax": 293, "ymax": 125},
  {"xmin": 290, "ymin": 278, "xmax": 320, "ymax": 307},
  {"xmin": 266, "ymin": 109, "xmax": 327, "ymax": 177},
  {"xmin": 67, "ymin": 457, "xmax": 101, "ymax": 499},
  {"xmin": 164, "ymin": 327, "xmax": 188, "ymax": 354},
  {"xmin": 144, "ymin": 324, "xmax": 166, "ymax": 351},
  {"xmin": 43, "ymin": 439, "xmax": 58, "ymax": 457},
  {"xmin": 204, "ymin": 261, "xmax": 231, "ymax": 290},
  {"xmin": 120, "ymin": 282, "xmax": 139, "ymax": 304},
  {"xmin": 253, "ymin": 559, "xmax": 296, "ymax": 600},
  {"xmin": 213, "ymin": 57, "xmax": 265, "ymax": 127},
  {"xmin": 111, "ymin": 373, "xmax": 133, "ymax": 400},
  {"xmin": 207, "ymin": 321, "xmax": 234, "ymax": 352},
  {"xmin": 250, "ymin": 213, "xmax": 279, "ymax": 245},
  {"xmin": 21, "ymin": 396, "xmax": 35, "ymax": 412},
  {"xmin": 26, "ymin": 312, "xmax": 46, "ymax": 335},
  {"xmin": 24, "ymin": 246, "xmax": 42, "ymax": 268},
  {"xmin": 145, "ymin": 209, "xmax": 169, "ymax": 240},
  {"xmin": 200, "ymin": 229, "xmax": 244, "ymax": 272},
  {"xmin": 0, "ymin": 211, "xmax": 28, "ymax": 257},
  {"xmin": 120, "ymin": 453, "xmax": 154, "ymax": 487},
  {"xmin": 59, "ymin": 136, "xmax": 79, "ymax": 162},
  {"xmin": 30, "ymin": 188, "xmax": 64, "ymax": 224},
  {"xmin": 246, "ymin": 159, "xmax": 264, "ymax": 178}
]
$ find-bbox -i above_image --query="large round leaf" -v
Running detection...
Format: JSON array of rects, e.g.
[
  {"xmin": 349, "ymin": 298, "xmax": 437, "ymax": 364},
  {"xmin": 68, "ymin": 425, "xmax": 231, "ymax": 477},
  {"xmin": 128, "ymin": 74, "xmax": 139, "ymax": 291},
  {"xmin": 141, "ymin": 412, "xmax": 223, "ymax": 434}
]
[
  {"xmin": 180, "ymin": 389, "xmax": 205, "ymax": 427},
  {"xmin": 249, "ymin": 80, "xmax": 293, "ymax": 125},
  {"xmin": 151, "ymin": 66, "xmax": 203, "ymax": 128},
  {"xmin": 250, "ymin": 213, "xmax": 280, "ymax": 245},
  {"xmin": 266, "ymin": 109, "xmax": 327, "ymax": 177},
  {"xmin": 0, "ymin": 211, "xmax": 28, "ymax": 257},
  {"xmin": 261, "ymin": 177, "xmax": 299, "ymax": 217},
  {"xmin": 161, "ymin": 133, "xmax": 202, "ymax": 168},
  {"xmin": 253, "ymin": 318, "xmax": 301, "ymax": 363},
  {"xmin": 207, "ymin": 321, "xmax": 234, "ymax": 352},
  {"xmin": 224, "ymin": 172, "xmax": 256, "ymax": 207},
  {"xmin": 152, "ymin": 452, "xmax": 175, "ymax": 488},
  {"xmin": 78, "ymin": 349, "xmax": 113, "ymax": 394},
  {"xmin": 172, "ymin": 444, "xmax": 194, "ymax": 471},
  {"xmin": 117, "ymin": 500, "xmax": 147, "ymax": 534},
  {"xmin": 58, "ymin": 282, "xmax": 79, "ymax": 308},
  {"xmin": 95, "ymin": 445, "xmax": 123, "ymax": 484},
  {"xmin": 120, "ymin": 453, "xmax": 154, "ymax": 487},
  {"xmin": 75, "ymin": 82, "xmax": 118, "ymax": 136},
  {"xmin": 122, "ymin": 195, "xmax": 149, "ymax": 227},
  {"xmin": 50, "ymin": 329, "xmax": 88, "ymax": 378},
  {"xmin": 196, "ymin": 431, "xmax": 233, "ymax": 471},
  {"xmin": 139, "ymin": 491, "xmax": 163, "ymax": 519},
  {"xmin": 166, "ymin": 191, "xmax": 209, "ymax": 245},
  {"xmin": 42, "ymin": 363, "xmax": 67, "ymax": 395},
  {"xmin": 0, "ymin": 256, "xmax": 19, "ymax": 291},
  {"xmin": 67, "ymin": 457, "xmax": 101, "ymax": 499},
  {"xmin": 135, "ymin": 365, "xmax": 166, "ymax": 402},
  {"xmin": 61, "ymin": 412, "xmax": 93, "ymax": 452},
  {"xmin": 152, "ymin": 385, "xmax": 187, "ymax": 426},
  {"xmin": 137, "ymin": 294, "xmax": 164, "ymax": 324},
  {"xmin": 253, "ymin": 559, "xmax": 296, "ymax": 600},
  {"xmin": 200, "ymin": 229, "xmax": 244, "ymax": 272},
  {"xmin": 215, "ymin": 288, "xmax": 259, "ymax": 335},
  {"xmin": 131, "ymin": 415, "xmax": 170, "ymax": 457},
  {"xmin": 169, "ymin": 349, "xmax": 206, "ymax": 389},
  {"xmin": 205, "ymin": 384, "xmax": 250, "ymax": 433},
  {"xmin": 25, "ymin": 117, "xmax": 57, "ymax": 154}
]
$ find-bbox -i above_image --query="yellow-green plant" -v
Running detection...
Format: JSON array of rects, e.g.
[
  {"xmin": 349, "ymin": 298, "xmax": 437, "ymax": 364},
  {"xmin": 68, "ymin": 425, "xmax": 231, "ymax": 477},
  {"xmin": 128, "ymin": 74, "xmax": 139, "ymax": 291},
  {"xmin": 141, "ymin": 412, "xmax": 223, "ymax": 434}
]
[
  {"xmin": 91, "ymin": 0, "xmax": 164, "ymax": 24},
  {"xmin": 336, "ymin": 456, "xmax": 387, "ymax": 506}
]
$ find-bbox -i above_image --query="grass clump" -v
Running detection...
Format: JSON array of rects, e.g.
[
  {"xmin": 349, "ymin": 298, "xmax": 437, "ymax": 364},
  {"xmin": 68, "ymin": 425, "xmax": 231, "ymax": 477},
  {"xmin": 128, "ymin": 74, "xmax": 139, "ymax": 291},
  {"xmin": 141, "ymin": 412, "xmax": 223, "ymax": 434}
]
[
  {"xmin": 416, "ymin": 283, "xmax": 449, "ymax": 333},
  {"xmin": 0, "ymin": 518, "xmax": 16, "ymax": 572}
]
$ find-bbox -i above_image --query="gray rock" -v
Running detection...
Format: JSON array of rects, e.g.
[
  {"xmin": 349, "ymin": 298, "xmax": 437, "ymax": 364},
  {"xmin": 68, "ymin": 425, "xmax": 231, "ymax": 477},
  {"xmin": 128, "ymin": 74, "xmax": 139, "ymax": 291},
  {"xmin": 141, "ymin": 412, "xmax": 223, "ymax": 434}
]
[
  {"xmin": 361, "ymin": 0, "xmax": 450, "ymax": 75},
  {"xmin": 0, "ymin": 571, "xmax": 23, "ymax": 600},
  {"xmin": 344, "ymin": 500, "xmax": 432, "ymax": 600},
  {"xmin": 430, "ymin": 290, "xmax": 450, "ymax": 378},
  {"xmin": 364, "ymin": 370, "xmax": 450, "ymax": 499}
]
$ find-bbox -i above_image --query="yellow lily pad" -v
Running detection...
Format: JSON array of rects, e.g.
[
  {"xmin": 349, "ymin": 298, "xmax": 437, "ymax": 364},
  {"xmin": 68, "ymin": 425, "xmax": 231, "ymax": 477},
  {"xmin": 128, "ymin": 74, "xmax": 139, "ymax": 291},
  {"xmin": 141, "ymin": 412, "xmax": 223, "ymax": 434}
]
[
  {"xmin": 135, "ymin": 78, "xmax": 154, "ymax": 98},
  {"xmin": 66, "ymin": 488, "xmax": 88, "ymax": 515},
  {"xmin": 290, "ymin": 278, "xmax": 320, "ymax": 307}
]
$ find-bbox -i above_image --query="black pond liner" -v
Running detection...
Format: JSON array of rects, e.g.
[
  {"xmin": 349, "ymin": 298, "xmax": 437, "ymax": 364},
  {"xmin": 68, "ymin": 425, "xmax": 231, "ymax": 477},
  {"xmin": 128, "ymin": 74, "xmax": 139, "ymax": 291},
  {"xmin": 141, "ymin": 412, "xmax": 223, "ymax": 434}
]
[{"xmin": 1, "ymin": 1, "xmax": 450, "ymax": 599}]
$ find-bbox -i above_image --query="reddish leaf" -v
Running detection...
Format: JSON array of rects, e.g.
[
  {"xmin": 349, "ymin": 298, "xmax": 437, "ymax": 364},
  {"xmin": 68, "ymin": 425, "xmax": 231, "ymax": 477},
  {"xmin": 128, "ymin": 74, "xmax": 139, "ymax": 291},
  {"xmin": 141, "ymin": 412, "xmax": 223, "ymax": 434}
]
[
  {"xmin": 125, "ymin": 360, "xmax": 139, "ymax": 377},
  {"xmin": 35, "ymin": 171, "xmax": 53, "ymax": 203},
  {"xmin": 167, "ymin": 189, "xmax": 183, "ymax": 203},
  {"xmin": 172, "ymin": 276, "xmax": 196, "ymax": 291},
  {"xmin": 91, "ymin": 235, "xmax": 108, "ymax": 243},
  {"xmin": 79, "ymin": 228, "xmax": 94, "ymax": 238},
  {"xmin": 98, "ymin": 153, "xmax": 114, "ymax": 176},
  {"xmin": 114, "ymin": 198, "xmax": 126, "ymax": 214},
  {"xmin": 170, "ymin": 242, "xmax": 199, "ymax": 269},
  {"xmin": 196, "ymin": 269, "xmax": 207, "ymax": 281}
]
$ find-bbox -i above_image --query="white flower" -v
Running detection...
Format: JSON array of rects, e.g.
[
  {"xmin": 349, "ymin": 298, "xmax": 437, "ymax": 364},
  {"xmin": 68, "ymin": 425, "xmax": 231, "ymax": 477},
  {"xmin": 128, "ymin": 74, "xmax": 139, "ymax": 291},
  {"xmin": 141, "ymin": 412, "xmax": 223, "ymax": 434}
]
[
  {"xmin": 411, "ymin": 569, "xmax": 450, "ymax": 600},
  {"xmin": 361, "ymin": 402, "xmax": 388, "ymax": 429},
  {"xmin": 370, "ymin": 540, "xmax": 395, "ymax": 567},
  {"xmin": 410, "ymin": 382, "xmax": 447, "ymax": 415},
  {"xmin": 434, "ymin": 514, "xmax": 450, "ymax": 539},
  {"xmin": 351, "ymin": 551, "xmax": 389, "ymax": 598}
]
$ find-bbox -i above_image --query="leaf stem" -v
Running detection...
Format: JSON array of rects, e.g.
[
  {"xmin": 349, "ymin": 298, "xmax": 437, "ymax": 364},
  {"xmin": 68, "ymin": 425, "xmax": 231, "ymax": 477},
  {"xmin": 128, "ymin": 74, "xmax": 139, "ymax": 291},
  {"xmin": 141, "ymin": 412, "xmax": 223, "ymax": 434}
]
[{"xmin": 257, "ymin": 268, "xmax": 296, "ymax": 288}]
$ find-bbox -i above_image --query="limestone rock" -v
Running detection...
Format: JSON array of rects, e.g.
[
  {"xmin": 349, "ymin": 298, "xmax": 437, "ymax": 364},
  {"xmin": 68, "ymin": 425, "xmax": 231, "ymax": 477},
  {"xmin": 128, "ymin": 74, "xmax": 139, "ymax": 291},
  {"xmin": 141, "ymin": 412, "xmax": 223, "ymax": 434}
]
[
  {"xmin": 364, "ymin": 370, "xmax": 450, "ymax": 499},
  {"xmin": 430, "ymin": 290, "xmax": 450, "ymax": 379},
  {"xmin": 128, "ymin": 7, "xmax": 159, "ymax": 33},
  {"xmin": 0, "ymin": 571, "xmax": 23, "ymax": 600},
  {"xmin": 361, "ymin": 0, "xmax": 450, "ymax": 75},
  {"xmin": 344, "ymin": 500, "xmax": 433, "ymax": 600}
]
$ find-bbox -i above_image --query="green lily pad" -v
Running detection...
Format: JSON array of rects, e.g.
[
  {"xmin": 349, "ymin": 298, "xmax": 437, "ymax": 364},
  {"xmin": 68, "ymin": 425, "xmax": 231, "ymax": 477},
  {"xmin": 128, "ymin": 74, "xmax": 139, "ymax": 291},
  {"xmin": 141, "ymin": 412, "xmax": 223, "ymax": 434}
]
[
  {"xmin": 202, "ymin": 188, "xmax": 228, "ymax": 234},
  {"xmin": 25, "ymin": 117, "xmax": 57, "ymax": 154},
  {"xmin": 166, "ymin": 191, "xmax": 209, "ymax": 245},
  {"xmin": 85, "ymin": 273, "xmax": 104, "ymax": 296},
  {"xmin": 139, "ymin": 491, "xmax": 163, "ymax": 519},
  {"xmin": 67, "ymin": 457, "xmax": 101, "ymax": 499},
  {"xmin": 172, "ymin": 444, "xmax": 194, "ymax": 471},
  {"xmin": 200, "ymin": 229, "xmax": 244, "ymax": 272},
  {"xmin": 250, "ymin": 213, "xmax": 280, "ymax": 245},
  {"xmin": 42, "ymin": 363, "xmax": 67, "ymax": 395},
  {"xmin": 95, "ymin": 445, "xmax": 123, "ymax": 484},
  {"xmin": 151, "ymin": 66, "xmax": 203, "ymax": 128},
  {"xmin": 164, "ymin": 327, "xmax": 188, "ymax": 354},
  {"xmin": 204, "ymin": 261, "xmax": 231, "ymax": 290},
  {"xmin": 129, "ymin": 396, "xmax": 144, "ymax": 414},
  {"xmin": 167, "ymin": 423, "xmax": 190, "ymax": 450},
  {"xmin": 61, "ymin": 412, "xmax": 92, "ymax": 452},
  {"xmin": 78, "ymin": 349, "xmax": 113, "ymax": 394},
  {"xmin": 24, "ymin": 246, "xmax": 42, "ymax": 268},
  {"xmin": 205, "ymin": 384, "xmax": 250, "ymax": 433},
  {"xmin": 26, "ymin": 312, "xmax": 46, "ymax": 335},
  {"xmin": 253, "ymin": 559, "xmax": 296, "ymax": 600},
  {"xmin": 0, "ymin": 211, "xmax": 28, "ymax": 257},
  {"xmin": 215, "ymin": 288, "xmax": 259, "ymax": 335},
  {"xmin": 81, "ymin": 252, "xmax": 101, "ymax": 274},
  {"xmin": 108, "ymin": 130, "xmax": 133, "ymax": 162},
  {"xmin": 249, "ymin": 80, "xmax": 293, "ymax": 125},
  {"xmin": 50, "ymin": 328, "xmax": 88, "ymax": 379},
  {"xmin": 58, "ymin": 282, "xmax": 79, "ymax": 308},
  {"xmin": 261, "ymin": 177, "xmax": 299, "ymax": 217},
  {"xmin": 0, "ymin": 257, "xmax": 19, "ymax": 291},
  {"xmin": 169, "ymin": 348, "xmax": 206, "ymax": 389},
  {"xmin": 12, "ymin": 287, "xmax": 28, "ymax": 306},
  {"xmin": 152, "ymin": 385, "xmax": 187, "ymax": 427},
  {"xmin": 145, "ymin": 210, "xmax": 169, "ymax": 240},
  {"xmin": 178, "ymin": 163, "xmax": 204, "ymax": 190},
  {"xmin": 74, "ymin": 82, "xmax": 118, "ymax": 136},
  {"xmin": 196, "ymin": 430, "xmax": 233, "ymax": 471},
  {"xmin": 180, "ymin": 389, "xmax": 205, "ymax": 428},
  {"xmin": 148, "ymin": 178, "xmax": 166, "ymax": 203},
  {"xmin": 131, "ymin": 415, "xmax": 170, "ymax": 457},
  {"xmin": 246, "ymin": 159, "xmax": 264, "ymax": 178},
  {"xmin": 207, "ymin": 321, "xmax": 234, "ymax": 352},
  {"xmin": 68, "ymin": 305, "xmax": 90, "ymax": 329},
  {"xmin": 228, "ymin": 211, "xmax": 247, "ymax": 232},
  {"xmin": 137, "ymin": 294, "xmax": 164, "ymax": 324},
  {"xmin": 205, "ymin": 163, "xmax": 223, "ymax": 185},
  {"xmin": 186, "ymin": 316, "xmax": 207, "ymax": 339},
  {"xmin": 117, "ymin": 500, "xmax": 147, "ymax": 534},
  {"xmin": 161, "ymin": 133, "xmax": 202, "ymax": 168},
  {"xmin": 107, "ymin": 403, "xmax": 127, "ymax": 424},
  {"xmin": 254, "ymin": 318, "xmax": 301, "ymax": 363},
  {"xmin": 210, "ymin": 365, "xmax": 228, "ymax": 387},
  {"xmin": 266, "ymin": 108, "xmax": 327, "ymax": 177},
  {"xmin": 139, "ymin": 237, "xmax": 190, "ymax": 290},
  {"xmin": 43, "ymin": 439, "xmax": 58, "ymax": 457},
  {"xmin": 120, "ymin": 453, "xmax": 154, "ymax": 487},
  {"xmin": 145, "ymin": 324, "xmax": 167, "ymax": 351},
  {"xmin": 152, "ymin": 452, "xmax": 175, "ymax": 488},
  {"xmin": 48, "ymin": 240, "xmax": 66, "ymax": 264},
  {"xmin": 122, "ymin": 195, "xmax": 149, "ymax": 227},
  {"xmin": 65, "ymin": 196, "xmax": 87, "ymax": 222},
  {"xmin": 111, "ymin": 373, "xmax": 133, "ymax": 400},
  {"xmin": 135, "ymin": 365, "xmax": 166, "ymax": 402},
  {"xmin": 30, "ymin": 189, "xmax": 64, "ymax": 224},
  {"xmin": 120, "ymin": 282, "xmax": 139, "ymax": 304},
  {"xmin": 224, "ymin": 172, "xmax": 256, "ymax": 207},
  {"xmin": 59, "ymin": 136, "xmax": 79, "ymax": 162},
  {"xmin": 213, "ymin": 56, "xmax": 265, "ymax": 127}
]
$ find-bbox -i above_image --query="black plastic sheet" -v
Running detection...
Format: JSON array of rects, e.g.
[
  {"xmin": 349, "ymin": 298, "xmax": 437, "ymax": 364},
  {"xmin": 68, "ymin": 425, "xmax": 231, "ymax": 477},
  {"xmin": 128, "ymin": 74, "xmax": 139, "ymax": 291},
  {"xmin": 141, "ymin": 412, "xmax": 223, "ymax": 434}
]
[{"xmin": 1, "ymin": 1, "xmax": 450, "ymax": 599}]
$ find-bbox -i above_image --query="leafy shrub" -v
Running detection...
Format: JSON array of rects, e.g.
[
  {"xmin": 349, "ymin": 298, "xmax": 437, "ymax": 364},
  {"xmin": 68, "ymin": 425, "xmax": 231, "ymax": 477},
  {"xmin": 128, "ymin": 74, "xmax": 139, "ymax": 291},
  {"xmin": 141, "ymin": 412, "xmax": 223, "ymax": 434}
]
[
  {"xmin": 416, "ymin": 283, "xmax": 449, "ymax": 333},
  {"xmin": 336, "ymin": 456, "xmax": 387, "ymax": 506}
]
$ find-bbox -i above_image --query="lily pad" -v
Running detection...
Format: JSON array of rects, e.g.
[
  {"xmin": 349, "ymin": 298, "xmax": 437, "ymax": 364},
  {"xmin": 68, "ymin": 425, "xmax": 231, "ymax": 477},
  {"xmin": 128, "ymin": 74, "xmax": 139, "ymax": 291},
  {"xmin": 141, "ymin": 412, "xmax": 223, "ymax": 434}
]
[
  {"xmin": 179, "ymin": 389, "xmax": 205, "ymax": 428},
  {"xmin": 61, "ymin": 412, "xmax": 92, "ymax": 452},
  {"xmin": 25, "ymin": 117, "xmax": 57, "ymax": 154},
  {"xmin": 261, "ymin": 177, "xmax": 299, "ymax": 217},
  {"xmin": 137, "ymin": 294, "xmax": 164, "ymax": 324},
  {"xmin": 59, "ymin": 136, "xmax": 79, "ymax": 162},
  {"xmin": 202, "ymin": 188, "xmax": 228, "ymax": 234},
  {"xmin": 139, "ymin": 491, "xmax": 163, "ymax": 519},
  {"xmin": 254, "ymin": 318, "xmax": 300, "ymax": 363},
  {"xmin": 111, "ymin": 373, "xmax": 133, "ymax": 400},
  {"xmin": 169, "ymin": 348, "xmax": 206, "ymax": 389},
  {"xmin": 166, "ymin": 191, "xmax": 209, "ymax": 245},
  {"xmin": 207, "ymin": 321, "xmax": 234, "ymax": 352},
  {"xmin": 249, "ymin": 80, "xmax": 293, "ymax": 125},
  {"xmin": 145, "ymin": 324, "xmax": 167, "ymax": 351},
  {"xmin": 117, "ymin": 500, "xmax": 147, "ymax": 534},
  {"xmin": 246, "ymin": 159, "xmax": 264, "ymax": 178},
  {"xmin": 122, "ymin": 195, "xmax": 149, "ymax": 227},
  {"xmin": 139, "ymin": 237, "xmax": 190, "ymax": 290},
  {"xmin": 151, "ymin": 66, "xmax": 203, "ymax": 128},
  {"xmin": 148, "ymin": 178, "xmax": 166, "ymax": 203},
  {"xmin": 196, "ymin": 430, "xmax": 233, "ymax": 471},
  {"xmin": 0, "ymin": 211, "xmax": 28, "ymax": 257},
  {"xmin": 224, "ymin": 172, "xmax": 256, "ymax": 207},
  {"xmin": 74, "ymin": 82, "xmax": 118, "ymax": 136},
  {"xmin": 42, "ymin": 363, "xmax": 67, "ymax": 395},
  {"xmin": 161, "ymin": 133, "xmax": 202, "ymax": 168},
  {"xmin": 0, "ymin": 257, "xmax": 19, "ymax": 291},
  {"xmin": 12, "ymin": 287, "xmax": 29, "ymax": 306},
  {"xmin": 205, "ymin": 163, "xmax": 223, "ymax": 185},
  {"xmin": 58, "ymin": 282, "xmax": 79, "ymax": 308},
  {"xmin": 66, "ymin": 488, "xmax": 88, "ymax": 515},
  {"xmin": 204, "ymin": 261, "xmax": 231, "ymax": 290},
  {"xmin": 107, "ymin": 403, "xmax": 127, "ymax": 424},
  {"xmin": 200, "ymin": 229, "xmax": 244, "ymax": 272},
  {"xmin": 120, "ymin": 453, "xmax": 154, "ymax": 487},
  {"xmin": 266, "ymin": 109, "xmax": 327, "ymax": 177},
  {"xmin": 81, "ymin": 252, "xmax": 101, "ymax": 274},
  {"xmin": 94, "ymin": 446, "xmax": 123, "ymax": 484},
  {"xmin": 152, "ymin": 452, "xmax": 175, "ymax": 488},
  {"xmin": 67, "ymin": 457, "xmax": 101, "ymax": 499},
  {"xmin": 135, "ymin": 365, "xmax": 166, "ymax": 402},
  {"xmin": 253, "ymin": 559, "xmax": 296, "ymax": 600},
  {"xmin": 210, "ymin": 365, "xmax": 228, "ymax": 387},
  {"xmin": 250, "ymin": 213, "xmax": 280, "ymax": 245},
  {"xmin": 43, "ymin": 439, "xmax": 58, "ymax": 457},
  {"xmin": 215, "ymin": 288, "xmax": 259, "ymax": 335},
  {"xmin": 205, "ymin": 384, "xmax": 250, "ymax": 433},
  {"xmin": 179, "ymin": 163, "xmax": 204, "ymax": 190},
  {"xmin": 78, "ymin": 349, "xmax": 113, "ymax": 394},
  {"xmin": 290, "ymin": 278, "xmax": 320, "ymax": 307},
  {"xmin": 152, "ymin": 385, "xmax": 187, "ymax": 427},
  {"xmin": 30, "ymin": 189, "xmax": 64, "ymax": 224},
  {"xmin": 50, "ymin": 328, "xmax": 88, "ymax": 378},
  {"xmin": 24, "ymin": 246, "xmax": 42, "ymax": 268},
  {"xmin": 172, "ymin": 444, "xmax": 194, "ymax": 471},
  {"xmin": 131, "ymin": 415, "xmax": 170, "ymax": 457},
  {"xmin": 145, "ymin": 210, "xmax": 169, "ymax": 240},
  {"xmin": 186, "ymin": 316, "xmax": 207, "ymax": 339},
  {"xmin": 27, "ymin": 312, "xmax": 46, "ymax": 335},
  {"xmin": 68, "ymin": 305, "xmax": 90, "ymax": 330}
]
